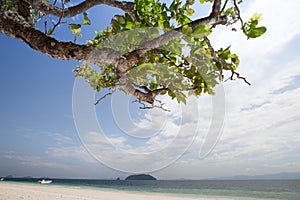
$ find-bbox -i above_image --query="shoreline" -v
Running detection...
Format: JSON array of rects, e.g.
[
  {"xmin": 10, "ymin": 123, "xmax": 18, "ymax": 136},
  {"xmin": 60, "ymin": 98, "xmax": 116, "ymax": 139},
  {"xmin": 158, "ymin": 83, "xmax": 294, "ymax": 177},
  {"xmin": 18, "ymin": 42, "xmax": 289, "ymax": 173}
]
[{"xmin": 0, "ymin": 181, "xmax": 235, "ymax": 200}]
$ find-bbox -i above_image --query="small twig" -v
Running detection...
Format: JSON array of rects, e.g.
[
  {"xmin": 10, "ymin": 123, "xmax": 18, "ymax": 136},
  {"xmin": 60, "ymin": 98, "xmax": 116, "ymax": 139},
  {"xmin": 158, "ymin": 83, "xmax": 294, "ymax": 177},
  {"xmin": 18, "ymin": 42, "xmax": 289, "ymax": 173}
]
[
  {"xmin": 34, "ymin": 12, "xmax": 46, "ymax": 23},
  {"xmin": 132, "ymin": 99, "xmax": 170, "ymax": 112},
  {"xmin": 220, "ymin": 0, "xmax": 229, "ymax": 14},
  {"xmin": 47, "ymin": 0, "xmax": 65, "ymax": 35},
  {"xmin": 204, "ymin": 36, "xmax": 250, "ymax": 85},
  {"xmin": 204, "ymin": 36, "xmax": 223, "ymax": 81},
  {"xmin": 44, "ymin": 21, "xmax": 47, "ymax": 34},
  {"xmin": 225, "ymin": 71, "xmax": 251, "ymax": 85},
  {"xmin": 233, "ymin": 0, "xmax": 248, "ymax": 37},
  {"xmin": 94, "ymin": 89, "xmax": 116, "ymax": 105}
]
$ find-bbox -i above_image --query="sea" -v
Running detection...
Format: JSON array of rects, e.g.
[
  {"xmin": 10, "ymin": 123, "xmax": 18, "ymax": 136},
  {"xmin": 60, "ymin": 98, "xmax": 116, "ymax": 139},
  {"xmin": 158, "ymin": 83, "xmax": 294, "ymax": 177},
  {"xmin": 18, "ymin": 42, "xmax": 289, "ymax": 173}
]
[{"xmin": 3, "ymin": 178, "xmax": 300, "ymax": 200}]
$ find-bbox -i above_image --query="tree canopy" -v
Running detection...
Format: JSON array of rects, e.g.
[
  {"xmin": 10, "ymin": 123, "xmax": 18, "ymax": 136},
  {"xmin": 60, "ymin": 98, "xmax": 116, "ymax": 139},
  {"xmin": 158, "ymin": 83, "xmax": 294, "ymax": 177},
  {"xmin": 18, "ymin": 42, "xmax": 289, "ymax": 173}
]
[{"xmin": 0, "ymin": 0, "xmax": 266, "ymax": 110}]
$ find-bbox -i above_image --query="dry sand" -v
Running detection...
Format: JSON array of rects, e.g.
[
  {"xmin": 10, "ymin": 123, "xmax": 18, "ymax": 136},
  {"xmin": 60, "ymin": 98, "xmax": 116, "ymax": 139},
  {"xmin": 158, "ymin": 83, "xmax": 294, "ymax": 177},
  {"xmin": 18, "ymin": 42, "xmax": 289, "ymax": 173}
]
[{"xmin": 0, "ymin": 182, "xmax": 234, "ymax": 200}]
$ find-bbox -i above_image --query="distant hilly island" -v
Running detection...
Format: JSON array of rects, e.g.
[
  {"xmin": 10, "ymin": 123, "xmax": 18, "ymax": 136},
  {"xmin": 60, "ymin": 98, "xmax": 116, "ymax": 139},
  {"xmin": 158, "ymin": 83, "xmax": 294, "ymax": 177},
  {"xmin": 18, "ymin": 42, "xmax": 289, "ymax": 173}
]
[
  {"xmin": 211, "ymin": 172, "xmax": 300, "ymax": 180},
  {"xmin": 133, "ymin": 172, "xmax": 300, "ymax": 181},
  {"xmin": 125, "ymin": 174, "xmax": 157, "ymax": 180}
]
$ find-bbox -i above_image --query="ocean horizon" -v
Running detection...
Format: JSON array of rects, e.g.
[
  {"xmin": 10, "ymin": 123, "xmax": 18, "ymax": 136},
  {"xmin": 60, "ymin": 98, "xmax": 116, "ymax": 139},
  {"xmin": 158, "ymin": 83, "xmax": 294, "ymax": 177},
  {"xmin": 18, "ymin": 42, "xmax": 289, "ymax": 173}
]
[{"xmin": 3, "ymin": 178, "xmax": 300, "ymax": 200}]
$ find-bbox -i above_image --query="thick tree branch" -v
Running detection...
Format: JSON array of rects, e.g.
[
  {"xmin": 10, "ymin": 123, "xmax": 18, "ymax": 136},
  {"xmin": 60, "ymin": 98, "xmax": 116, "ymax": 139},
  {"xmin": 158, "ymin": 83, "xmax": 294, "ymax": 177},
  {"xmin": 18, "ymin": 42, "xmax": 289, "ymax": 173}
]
[
  {"xmin": 210, "ymin": 0, "xmax": 222, "ymax": 20},
  {"xmin": 123, "ymin": 15, "xmax": 227, "ymax": 68},
  {"xmin": 131, "ymin": 3, "xmax": 227, "ymax": 58},
  {"xmin": 0, "ymin": 8, "xmax": 121, "ymax": 66},
  {"xmin": 14, "ymin": 0, "xmax": 31, "ymax": 22},
  {"xmin": 119, "ymin": 79, "xmax": 157, "ymax": 104},
  {"xmin": 26, "ymin": 0, "xmax": 134, "ymax": 18}
]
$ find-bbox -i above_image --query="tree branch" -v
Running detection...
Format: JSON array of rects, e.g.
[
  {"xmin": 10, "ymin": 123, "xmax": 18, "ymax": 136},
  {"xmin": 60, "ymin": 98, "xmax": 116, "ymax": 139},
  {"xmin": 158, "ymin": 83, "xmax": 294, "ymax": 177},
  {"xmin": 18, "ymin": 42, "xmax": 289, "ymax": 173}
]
[
  {"xmin": 26, "ymin": 0, "xmax": 134, "ymax": 18},
  {"xmin": 14, "ymin": 0, "xmax": 32, "ymax": 24},
  {"xmin": 232, "ymin": 0, "xmax": 248, "ymax": 37},
  {"xmin": 220, "ymin": 0, "xmax": 229, "ymax": 14},
  {"xmin": 47, "ymin": 0, "xmax": 65, "ymax": 35},
  {"xmin": 131, "ymin": 3, "xmax": 227, "ymax": 57},
  {"xmin": 119, "ymin": 80, "xmax": 157, "ymax": 104},
  {"xmin": 0, "ymin": 8, "xmax": 121, "ymax": 66},
  {"xmin": 132, "ymin": 99, "xmax": 170, "ymax": 112},
  {"xmin": 94, "ymin": 89, "xmax": 116, "ymax": 105},
  {"xmin": 203, "ymin": 36, "xmax": 251, "ymax": 85},
  {"xmin": 203, "ymin": 36, "xmax": 223, "ymax": 81},
  {"xmin": 210, "ymin": 0, "xmax": 222, "ymax": 20}
]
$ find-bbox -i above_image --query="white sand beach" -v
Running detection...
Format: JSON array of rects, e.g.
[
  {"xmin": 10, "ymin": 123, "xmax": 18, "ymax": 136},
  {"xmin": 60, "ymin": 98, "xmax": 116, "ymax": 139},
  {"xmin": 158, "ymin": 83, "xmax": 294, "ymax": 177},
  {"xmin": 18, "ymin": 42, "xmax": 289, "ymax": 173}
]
[{"xmin": 0, "ymin": 182, "xmax": 234, "ymax": 200}]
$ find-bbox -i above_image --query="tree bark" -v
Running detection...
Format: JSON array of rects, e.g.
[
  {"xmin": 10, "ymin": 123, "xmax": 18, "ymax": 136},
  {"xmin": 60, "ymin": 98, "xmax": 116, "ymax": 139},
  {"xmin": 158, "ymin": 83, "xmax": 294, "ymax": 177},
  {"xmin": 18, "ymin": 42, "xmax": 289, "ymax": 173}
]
[
  {"xmin": 25, "ymin": 0, "xmax": 134, "ymax": 18},
  {"xmin": 0, "ymin": 8, "xmax": 122, "ymax": 66}
]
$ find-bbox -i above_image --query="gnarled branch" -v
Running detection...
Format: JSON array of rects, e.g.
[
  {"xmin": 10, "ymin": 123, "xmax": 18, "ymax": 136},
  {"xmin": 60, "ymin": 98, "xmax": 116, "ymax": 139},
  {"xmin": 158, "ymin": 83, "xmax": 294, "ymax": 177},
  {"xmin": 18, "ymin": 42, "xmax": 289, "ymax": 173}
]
[
  {"xmin": 0, "ymin": 8, "xmax": 121, "ymax": 66},
  {"xmin": 25, "ymin": 0, "xmax": 134, "ymax": 18},
  {"xmin": 132, "ymin": 1, "xmax": 227, "ymax": 57}
]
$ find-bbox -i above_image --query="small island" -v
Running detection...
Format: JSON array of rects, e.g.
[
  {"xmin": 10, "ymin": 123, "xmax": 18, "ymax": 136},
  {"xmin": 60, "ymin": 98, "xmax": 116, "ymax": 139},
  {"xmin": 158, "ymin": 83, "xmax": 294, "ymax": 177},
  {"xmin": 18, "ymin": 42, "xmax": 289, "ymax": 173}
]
[{"xmin": 125, "ymin": 174, "xmax": 157, "ymax": 180}]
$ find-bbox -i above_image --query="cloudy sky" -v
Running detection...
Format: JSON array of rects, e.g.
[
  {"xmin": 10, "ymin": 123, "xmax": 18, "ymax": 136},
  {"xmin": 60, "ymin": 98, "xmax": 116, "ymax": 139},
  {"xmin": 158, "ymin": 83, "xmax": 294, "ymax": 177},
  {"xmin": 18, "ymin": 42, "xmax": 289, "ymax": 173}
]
[{"xmin": 0, "ymin": 0, "xmax": 300, "ymax": 180}]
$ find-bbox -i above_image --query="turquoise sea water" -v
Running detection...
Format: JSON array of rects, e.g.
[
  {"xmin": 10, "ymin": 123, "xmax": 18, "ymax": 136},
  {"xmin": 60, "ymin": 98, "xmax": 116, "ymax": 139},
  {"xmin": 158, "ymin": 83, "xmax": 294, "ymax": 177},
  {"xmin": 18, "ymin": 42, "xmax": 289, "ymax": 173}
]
[{"xmin": 3, "ymin": 178, "xmax": 300, "ymax": 200}]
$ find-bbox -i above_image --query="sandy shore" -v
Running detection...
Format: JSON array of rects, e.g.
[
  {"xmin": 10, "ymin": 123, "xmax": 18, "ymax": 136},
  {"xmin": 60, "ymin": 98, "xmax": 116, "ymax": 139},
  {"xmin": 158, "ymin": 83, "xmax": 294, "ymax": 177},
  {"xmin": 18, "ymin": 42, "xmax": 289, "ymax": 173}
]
[{"xmin": 0, "ymin": 182, "xmax": 234, "ymax": 200}]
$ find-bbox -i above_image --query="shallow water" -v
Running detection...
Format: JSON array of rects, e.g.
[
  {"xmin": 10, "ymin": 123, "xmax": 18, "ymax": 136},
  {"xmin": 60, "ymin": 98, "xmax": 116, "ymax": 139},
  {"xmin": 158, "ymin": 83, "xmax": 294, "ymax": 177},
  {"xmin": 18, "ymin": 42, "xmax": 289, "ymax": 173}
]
[{"xmin": 4, "ymin": 178, "xmax": 300, "ymax": 200}]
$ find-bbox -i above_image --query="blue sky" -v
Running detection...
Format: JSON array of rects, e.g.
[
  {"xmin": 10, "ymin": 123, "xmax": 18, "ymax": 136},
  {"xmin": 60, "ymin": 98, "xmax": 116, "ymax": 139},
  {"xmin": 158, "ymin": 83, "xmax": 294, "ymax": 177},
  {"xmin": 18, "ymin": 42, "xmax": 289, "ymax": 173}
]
[{"xmin": 1, "ymin": 0, "xmax": 300, "ymax": 180}]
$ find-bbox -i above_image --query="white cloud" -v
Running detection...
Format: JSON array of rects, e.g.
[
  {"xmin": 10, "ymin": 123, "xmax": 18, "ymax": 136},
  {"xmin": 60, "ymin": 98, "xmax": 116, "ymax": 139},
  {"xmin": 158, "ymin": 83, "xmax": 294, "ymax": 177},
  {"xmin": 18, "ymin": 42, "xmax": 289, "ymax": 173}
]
[
  {"xmin": 4, "ymin": 152, "xmax": 71, "ymax": 170},
  {"xmin": 45, "ymin": 146, "xmax": 97, "ymax": 163}
]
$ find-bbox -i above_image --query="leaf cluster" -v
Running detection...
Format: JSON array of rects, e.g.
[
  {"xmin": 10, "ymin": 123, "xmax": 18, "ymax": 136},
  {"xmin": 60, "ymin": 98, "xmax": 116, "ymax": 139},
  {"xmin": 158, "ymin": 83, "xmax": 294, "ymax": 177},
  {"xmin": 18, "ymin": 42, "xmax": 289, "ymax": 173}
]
[
  {"xmin": 244, "ymin": 13, "xmax": 267, "ymax": 38},
  {"xmin": 73, "ymin": 63, "xmax": 117, "ymax": 91},
  {"xmin": 0, "ymin": 0, "xmax": 17, "ymax": 10},
  {"xmin": 74, "ymin": 0, "xmax": 267, "ymax": 106}
]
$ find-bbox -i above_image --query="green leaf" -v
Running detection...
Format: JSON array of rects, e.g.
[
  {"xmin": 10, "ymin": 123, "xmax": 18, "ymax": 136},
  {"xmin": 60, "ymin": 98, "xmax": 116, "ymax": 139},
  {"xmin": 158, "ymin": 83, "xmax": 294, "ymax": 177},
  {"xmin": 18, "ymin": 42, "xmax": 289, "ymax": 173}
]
[
  {"xmin": 192, "ymin": 24, "xmax": 211, "ymax": 38},
  {"xmin": 199, "ymin": 0, "xmax": 213, "ymax": 3},
  {"xmin": 160, "ymin": 90, "xmax": 167, "ymax": 95},
  {"xmin": 168, "ymin": 90, "xmax": 176, "ymax": 99},
  {"xmin": 47, "ymin": 28, "xmax": 53, "ymax": 35},
  {"xmin": 82, "ymin": 12, "xmax": 91, "ymax": 25},
  {"xmin": 244, "ymin": 13, "xmax": 266, "ymax": 38},
  {"xmin": 187, "ymin": 8, "xmax": 195, "ymax": 16},
  {"xmin": 115, "ymin": 15, "xmax": 125, "ymax": 25},
  {"xmin": 182, "ymin": 25, "xmax": 192, "ymax": 35},
  {"xmin": 111, "ymin": 19, "xmax": 120, "ymax": 32},
  {"xmin": 247, "ymin": 26, "xmax": 267, "ymax": 38},
  {"xmin": 68, "ymin": 24, "xmax": 81, "ymax": 35},
  {"xmin": 175, "ymin": 92, "xmax": 187, "ymax": 104}
]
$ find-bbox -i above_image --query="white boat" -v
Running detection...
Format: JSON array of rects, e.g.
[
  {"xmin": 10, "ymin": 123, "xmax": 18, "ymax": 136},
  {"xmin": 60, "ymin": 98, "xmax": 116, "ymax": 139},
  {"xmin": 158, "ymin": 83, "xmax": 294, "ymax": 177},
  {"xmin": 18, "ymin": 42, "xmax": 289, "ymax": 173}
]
[
  {"xmin": 0, "ymin": 178, "xmax": 4, "ymax": 181},
  {"xmin": 38, "ymin": 179, "xmax": 52, "ymax": 184}
]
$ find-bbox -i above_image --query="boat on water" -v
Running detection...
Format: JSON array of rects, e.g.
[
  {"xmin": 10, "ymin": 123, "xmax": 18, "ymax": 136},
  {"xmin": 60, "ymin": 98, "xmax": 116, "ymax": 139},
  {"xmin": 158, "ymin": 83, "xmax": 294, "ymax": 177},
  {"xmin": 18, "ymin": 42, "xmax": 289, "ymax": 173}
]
[
  {"xmin": 38, "ymin": 179, "xmax": 52, "ymax": 184},
  {"xmin": 0, "ymin": 178, "xmax": 4, "ymax": 181}
]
